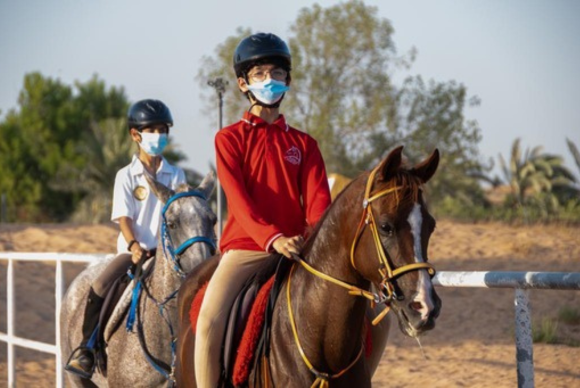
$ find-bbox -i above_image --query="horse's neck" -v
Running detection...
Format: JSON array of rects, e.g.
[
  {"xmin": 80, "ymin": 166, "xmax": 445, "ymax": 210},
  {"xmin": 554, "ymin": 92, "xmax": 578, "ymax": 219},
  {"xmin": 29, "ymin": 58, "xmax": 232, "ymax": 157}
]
[
  {"xmin": 290, "ymin": 187, "xmax": 369, "ymax": 369},
  {"xmin": 148, "ymin": 255, "xmax": 182, "ymax": 301}
]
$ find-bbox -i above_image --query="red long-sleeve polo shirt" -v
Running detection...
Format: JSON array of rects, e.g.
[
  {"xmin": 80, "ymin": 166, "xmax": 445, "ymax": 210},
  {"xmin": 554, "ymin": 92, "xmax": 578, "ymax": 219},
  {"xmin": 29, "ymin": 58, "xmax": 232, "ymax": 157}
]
[{"xmin": 216, "ymin": 112, "xmax": 331, "ymax": 253}]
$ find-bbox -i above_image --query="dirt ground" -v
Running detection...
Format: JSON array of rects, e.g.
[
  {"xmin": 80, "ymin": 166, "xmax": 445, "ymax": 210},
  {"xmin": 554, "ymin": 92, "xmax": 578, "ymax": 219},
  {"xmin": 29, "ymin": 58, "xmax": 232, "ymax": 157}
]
[{"xmin": 1, "ymin": 220, "xmax": 579, "ymax": 387}]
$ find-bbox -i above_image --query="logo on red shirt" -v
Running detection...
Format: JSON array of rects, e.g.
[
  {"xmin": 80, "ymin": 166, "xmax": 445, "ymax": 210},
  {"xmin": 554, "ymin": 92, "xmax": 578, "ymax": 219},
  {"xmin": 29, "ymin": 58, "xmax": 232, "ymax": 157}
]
[{"xmin": 284, "ymin": 146, "xmax": 301, "ymax": 165}]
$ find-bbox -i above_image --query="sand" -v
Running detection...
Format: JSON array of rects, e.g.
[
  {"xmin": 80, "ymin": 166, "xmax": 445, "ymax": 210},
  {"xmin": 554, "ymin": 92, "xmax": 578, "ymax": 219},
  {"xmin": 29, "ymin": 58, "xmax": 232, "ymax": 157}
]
[{"xmin": 1, "ymin": 220, "xmax": 579, "ymax": 387}]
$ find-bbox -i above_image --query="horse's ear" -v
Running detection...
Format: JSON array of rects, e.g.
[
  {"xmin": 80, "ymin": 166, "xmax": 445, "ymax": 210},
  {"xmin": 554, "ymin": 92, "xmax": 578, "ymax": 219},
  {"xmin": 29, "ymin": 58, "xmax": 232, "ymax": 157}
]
[
  {"xmin": 197, "ymin": 170, "xmax": 216, "ymax": 200},
  {"xmin": 145, "ymin": 174, "xmax": 175, "ymax": 204},
  {"xmin": 377, "ymin": 145, "xmax": 404, "ymax": 181},
  {"xmin": 411, "ymin": 148, "xmax": 440, "ymax": 184}
]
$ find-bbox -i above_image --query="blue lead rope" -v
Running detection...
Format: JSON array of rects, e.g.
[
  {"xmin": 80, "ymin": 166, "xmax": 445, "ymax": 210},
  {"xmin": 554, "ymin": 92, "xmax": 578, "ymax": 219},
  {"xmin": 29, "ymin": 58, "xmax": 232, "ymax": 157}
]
[{"xmin": 126, "ymin": 272, "xmax": 142, "ymax": 332}]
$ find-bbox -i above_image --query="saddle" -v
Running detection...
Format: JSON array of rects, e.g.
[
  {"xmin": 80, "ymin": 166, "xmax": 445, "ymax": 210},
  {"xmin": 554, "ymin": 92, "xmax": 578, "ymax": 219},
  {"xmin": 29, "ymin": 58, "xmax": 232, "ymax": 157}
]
[{"xmin": 189, "ymin": 255, "xmax": 292, "ymax": 387}]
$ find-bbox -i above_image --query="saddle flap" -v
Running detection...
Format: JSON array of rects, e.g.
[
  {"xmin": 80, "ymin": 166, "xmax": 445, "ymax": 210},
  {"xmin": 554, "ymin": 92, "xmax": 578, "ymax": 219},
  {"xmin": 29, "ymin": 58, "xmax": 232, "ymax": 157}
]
[{"xmin": 102, "ymin": 258, "xmax": 155, "ymax": 343}]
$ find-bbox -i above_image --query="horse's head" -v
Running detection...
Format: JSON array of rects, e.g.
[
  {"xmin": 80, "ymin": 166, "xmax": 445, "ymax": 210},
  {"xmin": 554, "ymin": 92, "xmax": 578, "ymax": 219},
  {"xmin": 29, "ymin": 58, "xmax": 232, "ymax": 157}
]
[
  {"xmin": 351, "ymin": 146, "xmax": 441, "ymax": 337},
  {"xmin": 147, "ymin": 171, "xmax": 217, "ymax": 275}
]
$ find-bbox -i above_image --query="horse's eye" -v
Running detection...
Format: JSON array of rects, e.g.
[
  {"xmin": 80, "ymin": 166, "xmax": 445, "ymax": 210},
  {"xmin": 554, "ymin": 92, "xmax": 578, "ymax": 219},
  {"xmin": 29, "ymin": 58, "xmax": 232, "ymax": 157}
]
[
  {"xmin": 167, "ymin": 221, "xmax": 177, "ymax": 230},
  {"xmin": 380, "ymin": 223, "xmax": 393, "ymax": 236}
]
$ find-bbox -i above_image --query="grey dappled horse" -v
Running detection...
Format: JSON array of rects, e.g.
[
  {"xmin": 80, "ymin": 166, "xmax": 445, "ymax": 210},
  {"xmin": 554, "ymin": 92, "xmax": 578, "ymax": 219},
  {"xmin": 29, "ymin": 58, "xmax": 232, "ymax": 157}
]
[{"xmin": 60, "ymin": 172, "xmax": 216, "ymax": 387}]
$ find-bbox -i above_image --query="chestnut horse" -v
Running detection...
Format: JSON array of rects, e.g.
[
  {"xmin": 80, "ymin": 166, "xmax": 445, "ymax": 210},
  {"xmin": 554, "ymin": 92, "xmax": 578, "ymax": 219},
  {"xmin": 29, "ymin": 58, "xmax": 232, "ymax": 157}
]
[{"xmin": 176, "ymin": 146, "xmax": 441, "ymax": 387}]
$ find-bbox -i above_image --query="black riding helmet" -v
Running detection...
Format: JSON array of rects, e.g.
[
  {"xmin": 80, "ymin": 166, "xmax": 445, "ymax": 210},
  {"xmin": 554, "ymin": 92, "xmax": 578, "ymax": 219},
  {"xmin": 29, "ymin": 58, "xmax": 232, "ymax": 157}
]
[
  {"xmin": 127, "ymin": 99, "xmax": 173, "ymax": 131},
  {"xmin": 233, "ymin": 32, "xmax": 292, "ymax": 78}
]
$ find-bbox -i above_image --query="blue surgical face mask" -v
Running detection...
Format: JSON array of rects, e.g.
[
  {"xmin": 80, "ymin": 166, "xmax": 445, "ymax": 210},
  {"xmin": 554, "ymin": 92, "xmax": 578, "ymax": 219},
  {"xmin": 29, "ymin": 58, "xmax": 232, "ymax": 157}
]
[
  {"xmin": 246, "ymin": 79, "xmax": 290, "ymax": 105},
  {"xmin": 139, "ymin": 132, "xmax": 168, "ymax": 156}
]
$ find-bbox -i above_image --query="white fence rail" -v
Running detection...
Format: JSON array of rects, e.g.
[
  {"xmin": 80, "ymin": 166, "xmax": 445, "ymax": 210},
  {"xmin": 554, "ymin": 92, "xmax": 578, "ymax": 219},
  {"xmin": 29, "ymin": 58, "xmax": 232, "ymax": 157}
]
[
  {"xmin": 1, "ymin": 252, "xmax": 580, "ymax": 388},
  {"xmin": 434, "ymin": 271, "xmax": 580, "ymax": 388},
  {"xmin": 1, "ymin": 252, "xmax": 110, "ymax": 388}
]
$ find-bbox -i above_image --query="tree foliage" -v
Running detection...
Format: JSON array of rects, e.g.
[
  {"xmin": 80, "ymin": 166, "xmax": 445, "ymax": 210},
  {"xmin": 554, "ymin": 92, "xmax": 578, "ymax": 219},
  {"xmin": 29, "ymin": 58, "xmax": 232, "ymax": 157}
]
[
  {"xmin": 197, "ymin": 0, "xmax": 488, "ymax": 208},
  {"xmin": 499, "ymin": 138, "xmax": 578, "ymax": 220},
  {"xmin": 0, "ymin": 72, "xmax": 188, "ymax": 222}
]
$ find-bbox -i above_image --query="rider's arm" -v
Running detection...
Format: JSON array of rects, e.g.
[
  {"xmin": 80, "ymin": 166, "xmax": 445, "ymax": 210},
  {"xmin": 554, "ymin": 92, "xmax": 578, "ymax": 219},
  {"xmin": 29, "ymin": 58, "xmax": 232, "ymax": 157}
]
[
  {"xmin": 215, "ymin": 130, "xmax": 282, "ymax": 251},
  {"xmin": 111, "ymin": 168, "xmax": 145, "ymax": 264},
  {"xmin": 301, "ymin": 137, "xmax": 332, "ymax": 228}
]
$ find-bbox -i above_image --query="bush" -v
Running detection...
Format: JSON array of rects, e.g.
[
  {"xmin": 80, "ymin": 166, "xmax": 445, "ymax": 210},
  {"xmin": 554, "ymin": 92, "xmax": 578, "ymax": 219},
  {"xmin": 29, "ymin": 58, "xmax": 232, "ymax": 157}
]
[{"xmin": 532, "ymin": 317, "xmax": 559, "ymax": 344}]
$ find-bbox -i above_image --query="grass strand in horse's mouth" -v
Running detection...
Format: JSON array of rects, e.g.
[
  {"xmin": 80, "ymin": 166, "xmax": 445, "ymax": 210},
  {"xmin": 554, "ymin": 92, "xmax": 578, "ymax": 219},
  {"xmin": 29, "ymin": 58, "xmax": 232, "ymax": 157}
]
[
  {"xmin": 415, "ymin": 337, "xmax": 429, "ymax": 361},
  {"xmin": 396, "ymin": 307, "xmax": 430, "ymax": 360}
]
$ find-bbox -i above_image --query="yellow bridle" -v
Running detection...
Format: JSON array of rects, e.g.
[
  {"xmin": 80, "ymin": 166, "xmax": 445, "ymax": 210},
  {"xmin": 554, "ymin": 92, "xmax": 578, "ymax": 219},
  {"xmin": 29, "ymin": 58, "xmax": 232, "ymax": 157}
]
[
  {"xmin": 349, "ymin": 164, "xmax": 436, "ymax": 304},
  {"xmin": 286, "ymin": 164, "xmax": 437, "ymax": 387}
]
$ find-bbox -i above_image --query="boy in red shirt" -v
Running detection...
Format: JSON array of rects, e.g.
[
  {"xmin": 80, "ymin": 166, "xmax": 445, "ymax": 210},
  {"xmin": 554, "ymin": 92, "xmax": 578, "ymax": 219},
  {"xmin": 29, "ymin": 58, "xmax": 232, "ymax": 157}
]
[{"xmin": 195, "ymin": 32, "xmax": 331, "ymax": 387}]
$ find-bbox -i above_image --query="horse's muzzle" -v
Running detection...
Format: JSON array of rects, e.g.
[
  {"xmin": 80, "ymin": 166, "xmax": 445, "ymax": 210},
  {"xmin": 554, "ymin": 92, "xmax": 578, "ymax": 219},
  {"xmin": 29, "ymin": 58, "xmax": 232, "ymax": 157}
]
[{"xmin": 395, "ymin": 288, "xmax": 441, "ymax": 336}]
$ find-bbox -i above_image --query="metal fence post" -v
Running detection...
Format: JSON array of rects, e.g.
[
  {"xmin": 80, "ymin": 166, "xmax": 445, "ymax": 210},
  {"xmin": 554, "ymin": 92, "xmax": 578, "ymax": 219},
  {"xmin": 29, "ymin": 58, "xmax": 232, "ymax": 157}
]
[
  {"xmin": 55, "ymin": 260, "xmax": 65, "ymax": 388},
  {"xmin": 7, "ymin": 258, "xmax": 15, "ymax": 387},
  {"xmin": 207, "ymin": 77, "xmax": 228, "ymax": 241},
  {"xmin": 1, "ymin": 193, "xmax": 6, "ymax": 223},
  {"xmin": 514, "ymin": 288, "xmax": 535, "ymax": 388}
]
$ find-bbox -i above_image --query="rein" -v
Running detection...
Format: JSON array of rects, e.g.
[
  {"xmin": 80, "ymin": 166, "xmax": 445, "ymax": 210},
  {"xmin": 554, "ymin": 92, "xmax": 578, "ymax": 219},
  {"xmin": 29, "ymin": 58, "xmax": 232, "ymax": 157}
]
[
  {"xmin": 286, "ymin": 164, "xmax": 436, "ymax": 387},
  {"xmin": 286, "ymin": 263, "xmax": 363, "ymax": 388}
]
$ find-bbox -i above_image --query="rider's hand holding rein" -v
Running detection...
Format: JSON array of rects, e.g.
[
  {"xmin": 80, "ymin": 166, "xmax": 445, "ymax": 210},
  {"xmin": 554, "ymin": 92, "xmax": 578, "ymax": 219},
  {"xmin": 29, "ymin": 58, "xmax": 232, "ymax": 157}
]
[
  {"xmin": 272, "ymin": 235, "xmax": 304, "ymax": 259},
  {"xmin": 129, "ymin": 241, "xmax": 147, "ymax": 264}
]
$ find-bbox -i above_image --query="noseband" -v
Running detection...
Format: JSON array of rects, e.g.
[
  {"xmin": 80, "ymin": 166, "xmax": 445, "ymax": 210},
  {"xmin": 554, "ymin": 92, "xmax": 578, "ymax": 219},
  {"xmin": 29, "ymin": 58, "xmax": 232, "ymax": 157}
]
[{"xmin": 161, "ymin": 191, "xmax": 216, "ymax": 277}]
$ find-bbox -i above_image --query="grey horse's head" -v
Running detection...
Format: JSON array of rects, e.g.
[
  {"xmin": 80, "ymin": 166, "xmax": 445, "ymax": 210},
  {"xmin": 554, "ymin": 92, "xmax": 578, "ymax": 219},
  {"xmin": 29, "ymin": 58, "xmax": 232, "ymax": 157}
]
[{"xmin": 146, "ymin": 171, "xmax": 217, "ymax": 274}]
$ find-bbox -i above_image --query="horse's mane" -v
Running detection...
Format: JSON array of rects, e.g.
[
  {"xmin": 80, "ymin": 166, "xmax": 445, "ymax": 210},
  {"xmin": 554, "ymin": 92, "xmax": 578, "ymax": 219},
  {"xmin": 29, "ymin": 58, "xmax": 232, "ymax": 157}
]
[{"xmin": 303, "ymin": 163, "xmax": 424, "ymax": 255}]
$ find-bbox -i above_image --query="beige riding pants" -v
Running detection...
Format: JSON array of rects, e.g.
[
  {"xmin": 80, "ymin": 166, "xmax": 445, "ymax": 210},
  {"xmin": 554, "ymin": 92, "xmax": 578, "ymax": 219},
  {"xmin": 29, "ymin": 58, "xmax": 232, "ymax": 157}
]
[{"xmin": 194, "ymin": 249, "xmax": 270, "ymax": 388}]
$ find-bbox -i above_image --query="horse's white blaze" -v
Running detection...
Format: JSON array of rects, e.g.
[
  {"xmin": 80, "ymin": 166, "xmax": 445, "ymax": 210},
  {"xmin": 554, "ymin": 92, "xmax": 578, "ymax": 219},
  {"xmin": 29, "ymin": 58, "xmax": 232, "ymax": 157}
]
[{"xmin": 407, "ymin": 203, "xmax": 434, "ymax": 321}]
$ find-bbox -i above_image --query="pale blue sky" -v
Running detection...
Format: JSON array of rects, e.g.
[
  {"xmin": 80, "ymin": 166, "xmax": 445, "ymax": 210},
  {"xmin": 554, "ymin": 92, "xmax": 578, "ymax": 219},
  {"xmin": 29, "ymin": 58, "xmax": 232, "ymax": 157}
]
[{"xmin": 1, "ymin": 0, "xmax": 579, "ymax": 177}]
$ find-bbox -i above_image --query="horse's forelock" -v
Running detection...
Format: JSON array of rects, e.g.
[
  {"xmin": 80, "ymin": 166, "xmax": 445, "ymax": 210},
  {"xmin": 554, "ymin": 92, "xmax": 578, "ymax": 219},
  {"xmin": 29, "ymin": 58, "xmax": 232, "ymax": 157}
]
[
  {"xmin": 176, "ymin": 183, "xmax": 193, "ymax": 193},
  {"xmin": 384, "ymin": 170, "xmax": 423, "ymax": 210}
]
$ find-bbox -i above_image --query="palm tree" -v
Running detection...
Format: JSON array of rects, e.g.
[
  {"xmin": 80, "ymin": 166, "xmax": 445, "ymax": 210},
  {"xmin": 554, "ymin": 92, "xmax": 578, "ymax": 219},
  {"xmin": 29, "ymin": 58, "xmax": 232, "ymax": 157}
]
[
  {"xmin": 499, "ymin": 138, "xmax": 577, "ymax": 220},
  {"xmin": 566, "ymin": 138, "xmax": 580, "ymax": 179},
  {"xmin": 51, "ymin": 118, "xmax": 134, "ymax": 222}
]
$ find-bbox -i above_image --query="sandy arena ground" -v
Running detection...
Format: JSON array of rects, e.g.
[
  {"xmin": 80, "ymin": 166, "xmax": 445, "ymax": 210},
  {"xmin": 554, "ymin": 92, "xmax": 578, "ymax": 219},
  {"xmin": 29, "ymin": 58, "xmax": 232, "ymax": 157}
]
[{"xmin": 1, "ymin": 220, "xmax": 579, "ymax": 387}]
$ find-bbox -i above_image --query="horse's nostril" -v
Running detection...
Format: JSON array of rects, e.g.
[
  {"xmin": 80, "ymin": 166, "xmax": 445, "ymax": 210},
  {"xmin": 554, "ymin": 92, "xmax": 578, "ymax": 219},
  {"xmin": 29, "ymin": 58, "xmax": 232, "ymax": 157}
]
[{"xmin": 409, "ymin": 301, "xmax": 423, "ymax": 312}]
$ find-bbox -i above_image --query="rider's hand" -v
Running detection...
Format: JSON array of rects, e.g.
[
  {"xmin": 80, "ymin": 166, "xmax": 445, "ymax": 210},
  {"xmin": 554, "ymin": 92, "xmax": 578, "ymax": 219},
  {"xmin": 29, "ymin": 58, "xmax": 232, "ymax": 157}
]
[
  {"xmin": 272, "ymin": 235, "xmax": 304, "ymax": 259},
  {"xmin": 130, "ymin": 243, "xmax": 146, "ymax": 264}
]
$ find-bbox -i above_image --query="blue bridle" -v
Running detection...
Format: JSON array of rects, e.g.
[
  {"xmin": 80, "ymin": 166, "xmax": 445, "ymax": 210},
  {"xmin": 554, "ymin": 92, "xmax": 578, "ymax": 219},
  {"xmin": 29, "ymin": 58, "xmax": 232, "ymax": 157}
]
[
  {"xmin": 124, "ymin": 189, "xmax": 216, "ymax": 383},
  {"xmin": 161, "ymin": 190, "xmax": 217, "ymax": 277}
]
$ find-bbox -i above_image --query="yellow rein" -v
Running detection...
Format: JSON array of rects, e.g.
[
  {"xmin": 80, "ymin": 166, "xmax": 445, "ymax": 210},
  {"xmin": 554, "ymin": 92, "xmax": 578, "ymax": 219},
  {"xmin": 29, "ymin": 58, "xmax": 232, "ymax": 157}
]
[
  {"xmin": 286, "ymin": 263, "xmax": 364, "ymax": 388},
  {"xmin": 286, "ymin": 164, "xmax": 437, "ymax": 386}
]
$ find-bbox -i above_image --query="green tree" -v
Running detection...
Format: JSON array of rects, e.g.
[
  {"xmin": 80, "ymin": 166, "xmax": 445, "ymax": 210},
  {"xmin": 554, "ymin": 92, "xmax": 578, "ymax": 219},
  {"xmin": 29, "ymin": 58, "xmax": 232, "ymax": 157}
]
[
  {"xmin": 196, "ymin": 0, "xmax": 487, "ymax": 208},
  {"xmin": 388, "ymin": 77, "xmax": 488, "ymax": 206},
  {"xmin": 53, "ymin": 117, "xmax": 191, "ymax": 223},
  {"xmin": 53, "ymin": 118, "xmax": 133, "ymax": 222},
  {"xmin": 0, "ymin": 73, "xmax": 129, "ymax": 221},
  {"xmin": 197, "ymin": 27, "xmax": 252, "ymax": 128}
]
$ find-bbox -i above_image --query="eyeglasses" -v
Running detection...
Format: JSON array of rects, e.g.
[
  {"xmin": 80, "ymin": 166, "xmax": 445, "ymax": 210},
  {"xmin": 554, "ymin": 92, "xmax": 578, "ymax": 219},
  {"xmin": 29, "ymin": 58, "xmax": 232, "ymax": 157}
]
[
  {"xmin": 138, "ymin": 124, "xmax": 169, "ymax": 134},
  {"xmin": 248, "ymin": 68, "xmax": 288, "ymax": 82}
]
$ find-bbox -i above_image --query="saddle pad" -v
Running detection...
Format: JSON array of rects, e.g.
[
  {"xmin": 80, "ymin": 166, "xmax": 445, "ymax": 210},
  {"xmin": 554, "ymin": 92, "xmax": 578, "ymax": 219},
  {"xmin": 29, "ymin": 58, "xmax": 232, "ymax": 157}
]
[
  {"xmin": 189, "ymin": 282, "xmax": 209, "ymax": 334},
  {"xmin": 232, "ymin": 276, "xmax": 275, "ymax": 386},
  {"xmin": 188, "ymin": 276, "xmax": 275, "ymax": 387}
]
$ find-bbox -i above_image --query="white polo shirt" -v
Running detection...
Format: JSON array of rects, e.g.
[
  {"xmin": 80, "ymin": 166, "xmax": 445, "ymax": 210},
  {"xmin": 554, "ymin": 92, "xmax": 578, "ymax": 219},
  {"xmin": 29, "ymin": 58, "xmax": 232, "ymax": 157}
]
[{"xmin": 111, "ymin": 154, "xmax": 186, "ymax": 253}]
